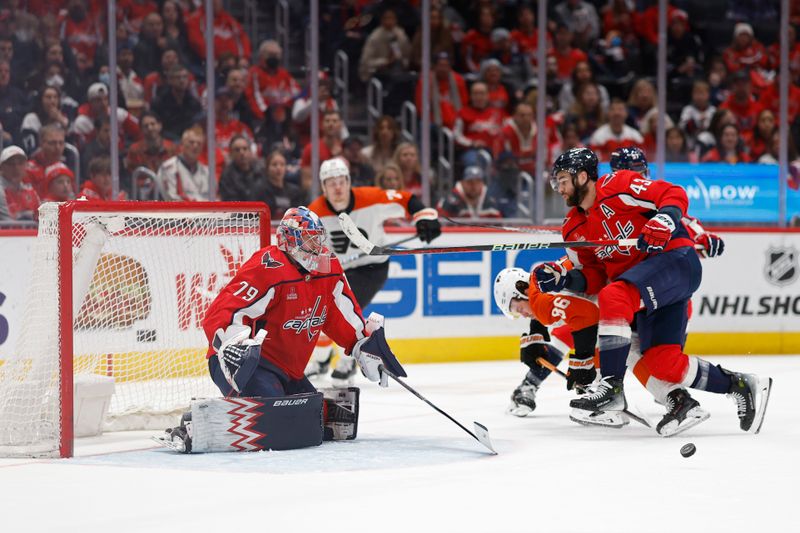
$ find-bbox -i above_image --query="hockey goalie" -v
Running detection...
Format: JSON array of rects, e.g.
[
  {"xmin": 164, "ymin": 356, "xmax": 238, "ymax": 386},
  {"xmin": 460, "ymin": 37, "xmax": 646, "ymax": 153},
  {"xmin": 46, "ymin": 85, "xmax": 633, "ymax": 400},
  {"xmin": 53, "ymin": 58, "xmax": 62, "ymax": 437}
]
[{"xmin": 155, "ymin": 206, "xmax": 405, "ymax": 453}]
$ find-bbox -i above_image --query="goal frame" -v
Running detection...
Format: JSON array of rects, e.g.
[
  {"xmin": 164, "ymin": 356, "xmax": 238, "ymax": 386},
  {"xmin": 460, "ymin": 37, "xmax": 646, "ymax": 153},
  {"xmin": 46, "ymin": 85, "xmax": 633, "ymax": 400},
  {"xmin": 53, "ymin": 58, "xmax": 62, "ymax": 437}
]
[{"xmin": 54, "ymin": 200, "xmax": 270, "ymax": 457}]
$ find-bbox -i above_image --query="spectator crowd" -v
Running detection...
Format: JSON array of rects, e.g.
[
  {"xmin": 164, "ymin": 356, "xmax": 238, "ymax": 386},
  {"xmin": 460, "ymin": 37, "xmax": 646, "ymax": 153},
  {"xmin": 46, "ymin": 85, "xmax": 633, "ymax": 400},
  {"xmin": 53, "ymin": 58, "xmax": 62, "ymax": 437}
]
[{"xmin": 0, "ymin": 0, "xmax": 795, "ymax": 224}]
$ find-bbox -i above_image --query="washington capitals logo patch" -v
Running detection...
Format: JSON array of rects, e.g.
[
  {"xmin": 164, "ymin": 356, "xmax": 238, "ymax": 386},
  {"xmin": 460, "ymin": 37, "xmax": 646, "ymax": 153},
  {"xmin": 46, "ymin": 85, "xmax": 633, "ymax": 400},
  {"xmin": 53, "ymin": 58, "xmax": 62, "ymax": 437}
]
[{"xmin": 261, "ymin": 251, "xmax": 284, "ymax": 269}]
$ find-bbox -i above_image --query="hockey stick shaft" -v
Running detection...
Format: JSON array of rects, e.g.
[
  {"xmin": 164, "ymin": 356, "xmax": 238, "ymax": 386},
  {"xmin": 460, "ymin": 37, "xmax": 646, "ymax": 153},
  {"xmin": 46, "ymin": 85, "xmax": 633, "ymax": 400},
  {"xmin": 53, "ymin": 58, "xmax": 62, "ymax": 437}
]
[
  {"xmin": 380, "ymin": 365, "xmax": 497, "ymax": 454},
  {"xmin": 535, "ymin": 357, "xmax": 651, "ymax": 428},
  {"xmin": 340, "ymin": 235, "xmax": 418, "ymax": 265},
  {"xmin": 442, "ymin": 216, "xmax": 555, "ymax": 235}
]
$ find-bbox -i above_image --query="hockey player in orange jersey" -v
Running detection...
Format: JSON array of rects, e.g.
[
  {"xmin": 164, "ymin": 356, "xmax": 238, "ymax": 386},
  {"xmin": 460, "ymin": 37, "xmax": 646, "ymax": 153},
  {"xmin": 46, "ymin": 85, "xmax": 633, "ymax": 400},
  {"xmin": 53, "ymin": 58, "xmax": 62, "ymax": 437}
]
[{"xmin": 305, "ymin": 157, "xmax": 441, "ymax": 386}]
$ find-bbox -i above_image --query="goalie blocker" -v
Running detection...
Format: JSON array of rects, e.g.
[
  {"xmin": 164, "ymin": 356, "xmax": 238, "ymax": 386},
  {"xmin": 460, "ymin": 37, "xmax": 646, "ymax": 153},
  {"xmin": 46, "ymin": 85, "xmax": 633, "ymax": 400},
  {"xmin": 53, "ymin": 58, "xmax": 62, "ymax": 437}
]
[{"xmin": 154, "ymin": 388, "xmax": 360, "ymax": 453}]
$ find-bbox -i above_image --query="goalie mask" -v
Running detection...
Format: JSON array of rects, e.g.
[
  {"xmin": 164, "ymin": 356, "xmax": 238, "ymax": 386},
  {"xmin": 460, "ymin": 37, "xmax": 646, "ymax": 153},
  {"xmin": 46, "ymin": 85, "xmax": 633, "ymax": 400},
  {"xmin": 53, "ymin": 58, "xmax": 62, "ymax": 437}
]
[
  {"xmin": 493, "ymin": 268, "xmax": 530, "ymax": 319},
  {"xmin": 276, "ymin": 207, "xmax": 333, "ymax": 273}
]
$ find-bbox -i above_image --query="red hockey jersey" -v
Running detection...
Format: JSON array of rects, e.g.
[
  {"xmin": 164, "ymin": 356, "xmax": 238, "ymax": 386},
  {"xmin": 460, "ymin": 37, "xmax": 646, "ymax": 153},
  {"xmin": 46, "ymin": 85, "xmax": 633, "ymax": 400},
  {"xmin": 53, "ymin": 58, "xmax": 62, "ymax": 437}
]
[
  {"xmin": 562, "ymin": 170, "xmax": 694, "ymax": 294},
  {"xmin": 202, "ymin": 246, "xmax": 366, "ymax": 380}
]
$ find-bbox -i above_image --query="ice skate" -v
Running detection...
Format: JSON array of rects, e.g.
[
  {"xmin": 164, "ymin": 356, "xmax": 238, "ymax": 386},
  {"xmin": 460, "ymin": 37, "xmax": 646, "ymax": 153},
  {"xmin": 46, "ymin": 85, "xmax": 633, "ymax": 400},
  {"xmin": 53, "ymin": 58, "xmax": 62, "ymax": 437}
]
[
  {"xmin": 569, "ymin": 376, "xmax": 626, "ymax": 412},
  {"xmin": 656, "ymin": 388, "xmax": 710, "ymax": 437},
  {"xmin": 506, "ymin": 377, "xmax": 538, "ymax": 417},
  {"xmin": 331, "ymin": 355, "xmax": 357, "ymax": 388},
  {"xmin": 724, "ymin": 370, "xmax": 773, "ymax": 433},
  {"xmin": 152, "ymin": 413, "xmax": 192, "ymax": 453},
  {"xmin": 304, "ymin": 346, "xmax": 333, "ymax": 379},
  {"xmin": 569, "ymin": 408, "xmax": 629, "ymax": 428}
]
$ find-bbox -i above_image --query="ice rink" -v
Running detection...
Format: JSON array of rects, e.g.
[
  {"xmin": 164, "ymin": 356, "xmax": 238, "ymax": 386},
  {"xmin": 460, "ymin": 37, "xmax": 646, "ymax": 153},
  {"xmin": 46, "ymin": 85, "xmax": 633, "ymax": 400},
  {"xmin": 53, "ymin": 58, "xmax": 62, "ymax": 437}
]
[{"xmin": 1, "ymin": 355, "xmax": 796, "ymax": 533}]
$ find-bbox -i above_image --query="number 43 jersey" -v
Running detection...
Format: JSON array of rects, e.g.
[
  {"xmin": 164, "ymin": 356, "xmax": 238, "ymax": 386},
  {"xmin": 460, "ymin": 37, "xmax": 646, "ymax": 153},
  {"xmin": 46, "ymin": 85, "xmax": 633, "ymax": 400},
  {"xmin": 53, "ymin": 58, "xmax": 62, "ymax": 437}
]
[
  {"xmin": 562, "ymin": 169, "xmax": 695, "ymax": 295},
  {"xmin": 202, "ymin": 246, "xmax": 366, "ymax": 380}
]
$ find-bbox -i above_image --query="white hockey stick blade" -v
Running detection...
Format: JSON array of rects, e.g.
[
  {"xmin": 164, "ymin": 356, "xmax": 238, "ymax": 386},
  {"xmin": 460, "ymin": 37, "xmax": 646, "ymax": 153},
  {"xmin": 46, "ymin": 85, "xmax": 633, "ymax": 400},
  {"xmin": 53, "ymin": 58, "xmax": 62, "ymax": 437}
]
[
  {"xmin": 473, "ymin": 422, "xmax": 497, "ymax": 455},
  {"xmin": 338, "ymin": 213, "xmax": 375, "ymax": 254},
  {"xmin": 151, "ymin": 434, "xmax": 187, "ymax": 453},
  {"xmin": 623, "ymin": 403, "xmax": 652, "ymax": 428},
  {"xmin": 750, "ymin": 377, "xmax": 773, "ymax": 435}
]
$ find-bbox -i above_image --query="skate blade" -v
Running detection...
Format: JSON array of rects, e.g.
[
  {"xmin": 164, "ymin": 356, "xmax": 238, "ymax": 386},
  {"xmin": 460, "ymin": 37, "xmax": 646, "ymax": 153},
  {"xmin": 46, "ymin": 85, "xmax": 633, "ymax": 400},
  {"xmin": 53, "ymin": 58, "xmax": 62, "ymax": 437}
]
[
  {"xmin": 151, "ymin": 435, "xmax": 187, "ymax": 453},
  {"xmin": 506, "ymin": 402, "xmax": 535, "ymax": 418},
  {"xmin": 750, "ymin": 377, "xmax": 773, "ymax": 435},
  {"xmin": 657, "ymin": 408, "xmax": 711, "ymax": 438},
  {"xmin": 570, "ymin": 409, "xmax": 629, "ymax": 428}
]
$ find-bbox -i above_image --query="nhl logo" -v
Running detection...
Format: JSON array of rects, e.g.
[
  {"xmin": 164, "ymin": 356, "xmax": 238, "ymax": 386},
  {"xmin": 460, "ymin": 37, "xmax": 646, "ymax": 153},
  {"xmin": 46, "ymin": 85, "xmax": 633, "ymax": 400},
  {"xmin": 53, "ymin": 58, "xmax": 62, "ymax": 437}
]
[{"xmin": 764, "ymin": 246, "xmax": 799, "ymax": 286}]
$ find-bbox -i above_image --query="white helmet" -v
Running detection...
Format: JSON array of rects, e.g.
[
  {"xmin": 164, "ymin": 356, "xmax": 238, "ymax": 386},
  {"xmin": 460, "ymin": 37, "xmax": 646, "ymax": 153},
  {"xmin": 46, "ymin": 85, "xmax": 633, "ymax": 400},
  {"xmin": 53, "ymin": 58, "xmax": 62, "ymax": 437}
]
[
  {"xmin": 319, "ymin": 157, "xmax": 350, "ymax": 185},
  {"xmin": 493, "ymin": 268, "xmax": 530, "ymax": 319}
]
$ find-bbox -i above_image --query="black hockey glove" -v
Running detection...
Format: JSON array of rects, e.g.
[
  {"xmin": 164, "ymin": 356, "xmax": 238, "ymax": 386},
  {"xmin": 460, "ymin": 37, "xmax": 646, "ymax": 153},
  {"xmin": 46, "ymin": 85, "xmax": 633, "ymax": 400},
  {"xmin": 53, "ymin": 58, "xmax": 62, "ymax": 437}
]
[
  {"xmin": 412, "ymin": 207, "xmax": 441, "ymax": 244},
  {"xmin": 519, "ymin": 320, "xmax": 551, "ymax": 369},
  {"xmin": 566, "ymin": 353, "xmax": 596, "ymax": 391},
  {"xmin": 415, "ymin": 218, "xmax": 441, "ymax": 244}
]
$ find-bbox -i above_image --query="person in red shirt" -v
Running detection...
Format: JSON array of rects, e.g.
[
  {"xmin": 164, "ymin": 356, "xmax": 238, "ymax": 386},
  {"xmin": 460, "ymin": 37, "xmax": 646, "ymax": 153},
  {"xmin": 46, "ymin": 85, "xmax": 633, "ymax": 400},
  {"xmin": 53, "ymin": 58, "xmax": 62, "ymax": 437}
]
[
  {"xmin": 511, "ymin": 4, "xmax": 551, "ymax": 65},
  {"xmin": 500, "ymin": 101, "xmax": 561, "ymax": 174},
  {"xmin": 0, "ymin": 146, "xmax": 40, "ymax": 220},
  {"xmin": 213, "ymin": 86, "xmax": 255, "ymax": 162},
  {"xmin": 71, "ymin": 82, "xmax": 142, "ymax": 148},
  {"xmin": 41, "ymin": 162, "xmax": 76, "ymax": 202},
  {"xmin": 722, "ymin": 22, "xmax": 768, "ymax": 74},
  {"xmin": 701, "ymin": 123, "xmax": 751, "ymax": 163},
  {"xmin": 745, "ymin": 108, "xmax": 776, "ymax": 160},
  {"xmin": 720, "ymin": 70, "xmax": 761, "ymax": 133},
  {"xmin": 119, "ymin": 0, "xmax": 159, "ymax": 37},
  {"xmin": 185, "ymin": 0, "xmax": 251, "ymax": 65},
  {"xmin": 291, "ymin": 73, "xmax": 343, "ymax": 148},
  {"xmin": 633, "ymin": 1, "xmax": 677, "ymax": 46},
  {"xmin": 588, "ymin": 98, "xmax": 644, "ymax": 161},
  {"xmin": 481, "ymin": 58, "xmax": 510, "ymax": 112},
  {"xmin": 461, "ymin": 4, "xmax": 495, "ymax": 73},
  {"xmin": 78, "ymin": 156, "xmax": 127, "ymax": 201},
  {"xmin": 246, "ymin": 39, "xmax": 301, "ymax": 123},
  {"xmin": 300, "ymin": 109, "xmax": 344, "ymax": 193},
  {"xmin": 59, "ymin": 0, "xmax": 103, "ymax": 64},
  {"xmin": 549, "ymin": 23, "xmax": 588, "ymax": 82},
  {"xmin": 414, "ymin": 52, "xmax": 467, "ymax": 129},
  {"xmin": 540, "ymin": 147, "xmax": 770, "ymax": 434},
  {"xmin": 124, "ymin": 111, "xmax": 178, "ymax": 175},
  {"xmin": 170, "ymin": 206, "xmax": 403, "ymax": 453},
  {"xmin": 25, "ymin": 124, "xmax": 69, "ymax": 197},
  {"xmin": 757, "ymin": 73, "xmax": 800, "ymax": 125},
  {"xmin": 454, "ymin": 81, "xmax": 507, "ymax": 163}
]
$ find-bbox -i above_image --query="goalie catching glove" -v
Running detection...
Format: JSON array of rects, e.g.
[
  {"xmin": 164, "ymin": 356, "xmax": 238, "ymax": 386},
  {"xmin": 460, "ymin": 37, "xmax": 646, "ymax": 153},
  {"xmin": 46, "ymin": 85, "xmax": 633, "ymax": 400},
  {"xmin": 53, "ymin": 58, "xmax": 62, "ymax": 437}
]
[
  {"xmin": 218, "ymin": 329, "xmax": 267, "ymax": 393},
  {"xmin": 352, "ymin": 327, "xmax": 407, "ymax": 387}
]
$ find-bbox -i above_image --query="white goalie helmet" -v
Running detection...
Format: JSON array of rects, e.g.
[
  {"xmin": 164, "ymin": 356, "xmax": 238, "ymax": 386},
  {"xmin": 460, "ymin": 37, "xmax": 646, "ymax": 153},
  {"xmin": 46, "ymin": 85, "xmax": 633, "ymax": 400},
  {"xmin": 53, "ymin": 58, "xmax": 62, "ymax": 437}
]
[
  {"xmin": 493, "ymin": 268, "xmax": 530, "ymax": 319},
  {"xmin": 319, "ymin": 157, "xmax": 350, "ymax": 185}
]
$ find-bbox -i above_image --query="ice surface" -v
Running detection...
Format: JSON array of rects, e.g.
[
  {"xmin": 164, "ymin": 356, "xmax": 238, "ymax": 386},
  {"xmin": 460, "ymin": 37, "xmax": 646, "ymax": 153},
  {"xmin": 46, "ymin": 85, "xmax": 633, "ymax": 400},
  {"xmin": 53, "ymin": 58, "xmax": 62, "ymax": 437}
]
[{"xmin": 0, "ymin": 356, "xmax": 797, "ymax": 533}]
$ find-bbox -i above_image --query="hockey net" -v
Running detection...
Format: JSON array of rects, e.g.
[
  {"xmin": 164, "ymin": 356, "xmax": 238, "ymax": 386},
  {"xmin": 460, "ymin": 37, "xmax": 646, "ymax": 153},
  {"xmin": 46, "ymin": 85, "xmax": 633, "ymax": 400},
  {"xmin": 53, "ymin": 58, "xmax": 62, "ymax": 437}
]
[{"xmin": 0, "ymin": 201, "xmax": 269, "ymax": 457}]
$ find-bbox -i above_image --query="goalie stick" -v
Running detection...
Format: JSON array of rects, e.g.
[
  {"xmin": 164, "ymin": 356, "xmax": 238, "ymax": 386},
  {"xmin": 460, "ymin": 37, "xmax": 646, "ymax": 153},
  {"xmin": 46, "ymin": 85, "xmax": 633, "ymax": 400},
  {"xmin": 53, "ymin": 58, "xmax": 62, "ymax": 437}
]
[
  {"xmin": 380, "ymin": 365, "xmax": 497, "ymax": 455},
  {"xmin": 339, "ymin": 213, "xmax": 638, "ymax": 256},
  {"xmin": 535, "ymin": 357, "xmax": 652, "ymax": 428}
]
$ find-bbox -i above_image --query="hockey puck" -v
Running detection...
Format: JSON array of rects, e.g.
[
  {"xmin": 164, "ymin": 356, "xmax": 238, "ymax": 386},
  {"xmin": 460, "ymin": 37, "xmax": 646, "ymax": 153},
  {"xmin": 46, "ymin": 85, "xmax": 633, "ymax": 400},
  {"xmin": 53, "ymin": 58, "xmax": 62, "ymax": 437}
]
[{"xmin": 680, "ymin": 443, "xmax": 696, "ymax": 458}]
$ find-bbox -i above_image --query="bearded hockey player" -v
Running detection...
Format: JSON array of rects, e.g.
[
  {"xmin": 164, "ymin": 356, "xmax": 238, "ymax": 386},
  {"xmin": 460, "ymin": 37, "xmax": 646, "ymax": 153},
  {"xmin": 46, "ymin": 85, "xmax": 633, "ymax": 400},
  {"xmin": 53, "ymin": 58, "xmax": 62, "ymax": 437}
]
[
  {"xmin": 305, "ymin": 157, "xmax": 441, "ymax": 386},
  {"xmin": 537, "ymin": 147, "xmax": 771, "ymax": 435},
  {"xmin": 156, "ymin": 207, "xmax": 406, "ymax": 452}
]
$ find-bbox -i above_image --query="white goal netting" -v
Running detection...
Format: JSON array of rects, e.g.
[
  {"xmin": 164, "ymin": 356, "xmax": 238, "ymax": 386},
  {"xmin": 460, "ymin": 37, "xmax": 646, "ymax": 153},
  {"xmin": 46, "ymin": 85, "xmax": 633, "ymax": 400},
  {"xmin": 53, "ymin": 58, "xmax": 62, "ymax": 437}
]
[{"xmin": 0, "ymin": 202, "xmax": 267, "ymax": 457}]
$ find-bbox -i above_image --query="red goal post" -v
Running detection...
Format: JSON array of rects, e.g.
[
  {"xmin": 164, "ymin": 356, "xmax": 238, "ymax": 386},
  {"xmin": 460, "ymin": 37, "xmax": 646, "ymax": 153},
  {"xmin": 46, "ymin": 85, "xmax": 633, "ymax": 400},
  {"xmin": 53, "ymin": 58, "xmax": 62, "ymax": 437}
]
[{"xmin": 0, "ymin": 201, "xmax": 270, "ymax": 458}]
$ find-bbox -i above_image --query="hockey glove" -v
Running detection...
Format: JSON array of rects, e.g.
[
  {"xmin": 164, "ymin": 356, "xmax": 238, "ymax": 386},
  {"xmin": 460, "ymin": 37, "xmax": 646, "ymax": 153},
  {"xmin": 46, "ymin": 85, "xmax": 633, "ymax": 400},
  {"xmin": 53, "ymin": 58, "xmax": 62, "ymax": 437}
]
[
  {"xmin": 637, "ymin": 212, "xmax": 677, "ymax": 253},
  {"xmin": 533, "ymin": 261, "xmax": 568, "ymax": 293},
  {"xmin": 566, "ymin": 353, "xmax": 596, "ymax": 391},
  {"xmin": 351, "ymin": 327, "xmax": 407, "ymax": 387},
  {"xmin": 695, "ymin": 232, "xmax": 724, "ymax": 258},
  {"xmin": 519, "ymin": 332, "xmax": 549, "ymax": 369},
  {"xmin": 218, "ymin": 329, "xmax": 266, "ymax": 393}
]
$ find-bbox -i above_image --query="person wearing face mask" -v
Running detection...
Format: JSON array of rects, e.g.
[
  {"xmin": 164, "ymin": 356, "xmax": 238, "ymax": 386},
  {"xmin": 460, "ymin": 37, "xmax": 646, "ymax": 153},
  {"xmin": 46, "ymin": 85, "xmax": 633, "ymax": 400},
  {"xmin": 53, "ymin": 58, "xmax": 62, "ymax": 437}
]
[{"xmin": 246, "ymin": 40, "xmax": 300, "ymax": 124}]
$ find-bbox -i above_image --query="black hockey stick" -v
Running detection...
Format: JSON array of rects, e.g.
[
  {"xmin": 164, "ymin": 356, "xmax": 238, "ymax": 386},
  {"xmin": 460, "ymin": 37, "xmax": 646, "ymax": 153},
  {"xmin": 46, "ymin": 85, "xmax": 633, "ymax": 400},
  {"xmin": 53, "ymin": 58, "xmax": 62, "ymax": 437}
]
[
  {"xmin": 380, "ymin": 365, "xmax": 498, "ymax": 455},
  {"xmin": 340, "ymin": 235, "xmax": 419, "ymax": 266},
  {"xmin": 536, "ymin": 357, "xmax": 652, "ymax": 428},
  {"xmin": 442, "ymin": 216, "xmax": 556, "ymax": 235},
  {"xmin": 339, "ymin": 213, "xmax": 638, "ymax": 256}
]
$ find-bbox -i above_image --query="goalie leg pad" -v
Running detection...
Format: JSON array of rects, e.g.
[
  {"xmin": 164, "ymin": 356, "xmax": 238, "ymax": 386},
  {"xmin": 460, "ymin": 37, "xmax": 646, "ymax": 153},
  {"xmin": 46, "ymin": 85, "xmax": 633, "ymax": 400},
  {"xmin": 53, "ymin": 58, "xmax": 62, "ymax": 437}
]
[
  {"xmin": 321, "ymin": 387, "xmax": 360, "ymax": 441},
  {"xmin": 189, "ymin": 393, "xmax": 324, "ymax": 452}
]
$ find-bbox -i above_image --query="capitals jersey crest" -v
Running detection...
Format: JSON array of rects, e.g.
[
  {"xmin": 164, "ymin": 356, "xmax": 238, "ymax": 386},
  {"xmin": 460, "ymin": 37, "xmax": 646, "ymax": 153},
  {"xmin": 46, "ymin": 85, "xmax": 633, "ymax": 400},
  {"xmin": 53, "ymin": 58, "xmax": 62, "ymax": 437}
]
[{"xmin": 261, "ymin": 251, "xmax": 284, "ymax": 269}]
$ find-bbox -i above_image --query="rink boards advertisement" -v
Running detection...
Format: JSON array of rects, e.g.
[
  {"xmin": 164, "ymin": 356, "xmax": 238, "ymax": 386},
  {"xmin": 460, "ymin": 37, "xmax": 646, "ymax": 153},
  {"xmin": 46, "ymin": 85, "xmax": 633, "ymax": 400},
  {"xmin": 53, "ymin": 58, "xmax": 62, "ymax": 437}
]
[{"xmin": 0, "ymin": 228, "xmax": 799, "ymax": 364}]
